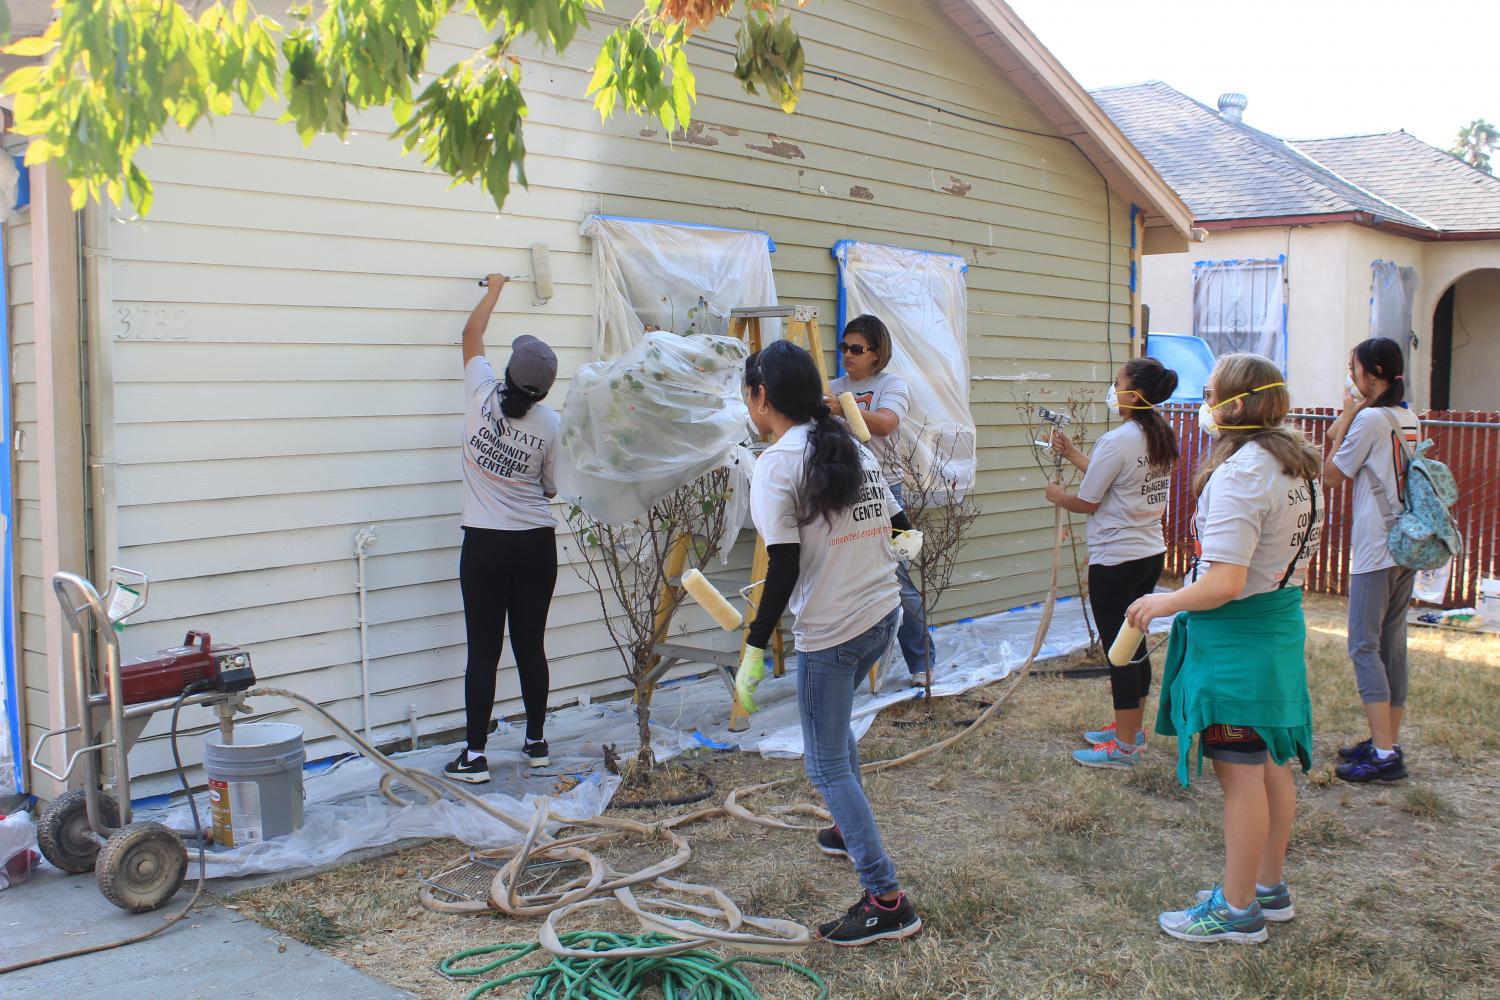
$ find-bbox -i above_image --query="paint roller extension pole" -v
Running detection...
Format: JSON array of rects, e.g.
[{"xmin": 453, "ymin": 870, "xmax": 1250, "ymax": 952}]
[
  {"xmin": 681, "ymin": 569, "xmax": 743, "ymax": 631},
  {"xmin": 837, "ymin": 392, "xmax": 871, "ymax": 443}
]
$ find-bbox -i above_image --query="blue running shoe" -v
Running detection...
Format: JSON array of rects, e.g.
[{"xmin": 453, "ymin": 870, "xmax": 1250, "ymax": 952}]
[
  {"xmin": 1197, "ymin": 882, "xmax": 1295, "ymax": 922},
  {"xmin": 1083, "ymin": 723, "xmax": 1146, "ymax": 748},
  {"xmin": 1337, "ymin": 748, "xmax": 1407, "ymax": 783},
  {"xmin": 1072, "ymin": 740, "xmax": 1140, "ymax": 770},
  {"xmin": 1338, "ymin": 738, "xmax": 1402, "ymax": 763},
  {"xmin": 1159, "ymin": 886, "xmax": 1268, "ymax": 944}
]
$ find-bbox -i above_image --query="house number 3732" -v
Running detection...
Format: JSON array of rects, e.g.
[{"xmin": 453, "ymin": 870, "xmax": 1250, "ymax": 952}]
[{"xmin": 116, "ymin": 305, "xmax": 189, "ymax": 340}]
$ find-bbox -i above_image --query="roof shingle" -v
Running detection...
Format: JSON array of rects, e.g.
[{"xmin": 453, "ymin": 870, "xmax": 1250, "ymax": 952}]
[
  {"xmin": 1290, "ymin": 131, "xmax": 1500, "ymax": 232},
  {"xmin": 1090, "ymin": 81, "xmax": 1452, "ymax": 231}
]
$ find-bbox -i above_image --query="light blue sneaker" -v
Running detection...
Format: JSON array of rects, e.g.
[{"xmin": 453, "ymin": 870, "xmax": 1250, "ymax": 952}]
[
  {"xmin": 1083, "ymin": 723, "xmax": 1146, "ymax": 748},
  {"xmin": 1071, "ymin": 740, "xmax": 1140, "ymax": 770},
  {"xmin": 1196, "ymin": 881, "xmax": 1295, "ymax": 922},
  {"xmin": 1159, "ymin": 885, "xmax": 1268, "ymax": 944}
]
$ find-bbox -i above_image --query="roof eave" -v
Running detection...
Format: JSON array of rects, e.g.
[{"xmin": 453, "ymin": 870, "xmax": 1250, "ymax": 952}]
[{"xmin": 940, "ymin": 0, "xmax": 1195, "ymax": 241}]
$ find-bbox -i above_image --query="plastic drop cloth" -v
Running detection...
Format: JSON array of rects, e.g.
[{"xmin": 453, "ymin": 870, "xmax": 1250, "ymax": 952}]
[
  {"xmin": 1370, "ymin": 260, "xmax": 1418, "ymax": 363},
  {"xmin": 833, "ymin": 241, "xmax": 976, "ymax": 493},
  {"xmin": 135, "ymin": 735, "xmax": 621, "ymax": 879},
  {"xmin": 581, "ymin": 215, "xmax": 778, "ymax": 359},
  {"xmin": 556, "ymin": 330, "xmax": 753, "ymax": 536}
]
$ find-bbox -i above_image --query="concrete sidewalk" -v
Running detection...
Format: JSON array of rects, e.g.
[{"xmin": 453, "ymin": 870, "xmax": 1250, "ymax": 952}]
[{"xmin": 1, "ymin": 863, "xmax": 413, "ymax": 999}]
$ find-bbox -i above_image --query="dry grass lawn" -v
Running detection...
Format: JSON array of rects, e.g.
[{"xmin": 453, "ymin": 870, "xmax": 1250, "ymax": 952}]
[{"xmin": 231, "ymin": 594, "xmax": 1500, "ymax": 999}]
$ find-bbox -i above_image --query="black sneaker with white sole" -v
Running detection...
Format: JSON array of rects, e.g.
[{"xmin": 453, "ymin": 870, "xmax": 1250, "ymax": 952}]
[
  {"xmin": 524, "ymin": 739, "xmax": 550, "ymax": 767},
  {"xmin": 444, "ymin": 749, "xmax": 490, "ymax": 784},
  {"xmin": 816, "ymin": 892, "xmax": 922, "ymax": 947},
  {"xmin": 816, "ymin": 825, "xmax": 849, "ymax": 859}
]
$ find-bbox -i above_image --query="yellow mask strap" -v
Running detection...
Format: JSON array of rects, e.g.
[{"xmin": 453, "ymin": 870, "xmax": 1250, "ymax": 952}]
[{"xmin": 1208, "ymin": 380, "xmax": 1283, "ymax": 430}]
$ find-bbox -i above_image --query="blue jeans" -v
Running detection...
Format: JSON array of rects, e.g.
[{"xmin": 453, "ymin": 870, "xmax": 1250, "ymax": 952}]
[
  {"xmin": 888, "ymin": 484, "xmax": 934, "ymax": 676},
  {"xmin": 798, "ymin": 608, "xmax": 902, "ymax": 897}
]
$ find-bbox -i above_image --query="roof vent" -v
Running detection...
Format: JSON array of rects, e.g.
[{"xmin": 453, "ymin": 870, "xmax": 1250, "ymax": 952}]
[{"xmin": 1217, "ymin": 92, "xmax": 1248, "ymax": 123}]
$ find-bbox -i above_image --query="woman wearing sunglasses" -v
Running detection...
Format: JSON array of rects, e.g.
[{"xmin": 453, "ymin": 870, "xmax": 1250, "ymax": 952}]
[
  {"xmin": 736, "ymin": 339, "xmax": 923, "ymax": 947},
  {"xmin": 1124, "ymin": 353, "xmax": 1321, "ymax": 944},
  {"xmin": 826, "ymin": 315, "xmax": 934, "ymax": 686}
]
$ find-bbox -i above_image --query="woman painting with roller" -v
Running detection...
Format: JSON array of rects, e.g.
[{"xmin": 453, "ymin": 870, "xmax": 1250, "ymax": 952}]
[
  {"xmin": 733, "ymin": 338, "xmax": 924, "ymax": 947},
  {"xmin": 444, "ymin": 274, "xmax": 562, "ymax": 783},
  {"xmin": 1042, "ymin": 357, "xmax": 1179, "ymax": 770},
  {"xmin": 826, "ymin": 314, "xmax": 934, "ymax": 686},
  {"xmin": 1123, "ymin": 353, "xmax": 1321, "ymax": 944}
]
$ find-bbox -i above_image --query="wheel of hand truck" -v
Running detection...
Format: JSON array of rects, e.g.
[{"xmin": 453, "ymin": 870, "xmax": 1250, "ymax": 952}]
[
  {"xmin": 95, "ymin": 821, "xmax": 188, "ymax": 912},
  {"xmin": 36, "ymin": 788, "xmax": 120, "ymax": 874}
]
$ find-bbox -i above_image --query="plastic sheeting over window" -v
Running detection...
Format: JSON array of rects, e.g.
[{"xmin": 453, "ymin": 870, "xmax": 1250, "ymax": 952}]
[
  {"xmin": 581, "ymin": 215, "xmax": 778, "ymax": 359},
  {"xmin": 1192, "ymin": 257, "xmax": 1287, "ymax": 368},
  {"xmin": 832, "ymin": 241, "xmax": 976, "ymax": 493},
  {"xmin": 1370, "ymin": 260, "xmax": 1419, "ymax": 360},
  {"xmin": 555, "ymin": 331, "xmax": 752, "ymax": 537}
]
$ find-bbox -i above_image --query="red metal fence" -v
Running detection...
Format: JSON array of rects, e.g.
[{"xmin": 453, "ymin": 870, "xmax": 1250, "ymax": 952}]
[{"xmin": 1161, "ymin": 405, "xmax": 1500, "ymax": 607}]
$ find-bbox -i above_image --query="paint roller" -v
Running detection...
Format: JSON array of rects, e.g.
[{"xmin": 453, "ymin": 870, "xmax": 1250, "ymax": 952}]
[
  {"xmin": 1108, "ymin": 623, "xmax": 1144, "ymax": 667},
  {"xmin": 680, "ymin": 568, "xmax": 744, "ymax": 631},
  {"xmin": 837, "ymin": 392, "xmax": 872, "ymax": 443},
  {"xmin": 478, "ymin": 243, "xmax": 555, "ymax": 304}
]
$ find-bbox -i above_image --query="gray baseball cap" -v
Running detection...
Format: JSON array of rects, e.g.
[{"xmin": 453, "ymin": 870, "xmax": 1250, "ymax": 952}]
[{"xmin": 507, "ymin": 334, "xmax": 558, "ymax": 396}]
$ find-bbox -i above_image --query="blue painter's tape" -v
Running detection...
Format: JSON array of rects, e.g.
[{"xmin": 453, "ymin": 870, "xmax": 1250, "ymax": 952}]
[
  {"xmin": 13, "ymin": 157, "xmax": 27, "ymax": 212},
  {"xmin": 583, "ymin": 214, "xmax": 775, "ymax": 252},
  {"xmin": 0, "ymin": 220, "xmax": 19, "ymax": 794},
  {"xmin": 1129, "ymin": 260, "xmax": 1137, "ymax": 292},
  {"xmin": 692, "ymin": 730, "xmax": 734, "ymax": 750}
]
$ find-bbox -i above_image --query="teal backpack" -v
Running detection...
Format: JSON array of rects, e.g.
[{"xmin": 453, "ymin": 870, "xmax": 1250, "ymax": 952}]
[{"xmin": 1375, "ymin": 409, "xmax": 1461, "ymax": 572}]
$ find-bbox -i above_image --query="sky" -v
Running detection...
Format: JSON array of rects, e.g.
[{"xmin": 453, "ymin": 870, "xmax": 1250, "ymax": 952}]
[{"xmin": 1004, "ymin": 0, "xmax": 1496, "ymax": 151}]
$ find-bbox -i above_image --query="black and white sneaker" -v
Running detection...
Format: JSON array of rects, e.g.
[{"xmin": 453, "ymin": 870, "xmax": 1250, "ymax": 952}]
[
  {"xmin": 816, "ymin": 892, "xmax": 922, "ymax": 947},
  {"xmin": 524, "ymin": 739, "xmax": 550, "ymax": 767},
  {"xmin": 816, "ymin": 825, "xmax": 849, "ymax": 860},
  {"xmin": 444, "ymin": 749, "xmax": 490, "ymax": 784}
]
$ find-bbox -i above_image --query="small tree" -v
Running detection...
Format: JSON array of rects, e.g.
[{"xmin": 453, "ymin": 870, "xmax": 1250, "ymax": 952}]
[
  {"xmin": 889, "ymin": 428, "xmax": 981, "ymax": 699},
  {"xmin": 563, "ymin": 465, "xmax": 738, "ymax": 772},
  {"xmin": 1450, "ymin": 118, "xmax": 1499, "ymax": 175},
  {"xmin": 1012, "ymin": 389, "xmax": 1097, "ymax": 651}
]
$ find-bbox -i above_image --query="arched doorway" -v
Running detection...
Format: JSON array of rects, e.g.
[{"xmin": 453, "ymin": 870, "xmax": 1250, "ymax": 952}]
[{"xmin": 1430, "ymin": 268, "xmax": 1500, "ymax": 410}]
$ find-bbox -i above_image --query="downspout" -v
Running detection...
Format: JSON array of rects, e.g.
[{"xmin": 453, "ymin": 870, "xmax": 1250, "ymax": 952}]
[
  {"xmin": 82, "ymin": 204, "xmax": 116, "ymax": 591},
  {"xmin": 353, "ymin": 526, "xmax": 378, "ymax": 743}
]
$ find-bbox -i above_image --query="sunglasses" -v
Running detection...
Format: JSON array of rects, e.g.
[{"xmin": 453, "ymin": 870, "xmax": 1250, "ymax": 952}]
[{"xmin": 838, "ymin": 342, "xmax": 872, "ymax": 356}]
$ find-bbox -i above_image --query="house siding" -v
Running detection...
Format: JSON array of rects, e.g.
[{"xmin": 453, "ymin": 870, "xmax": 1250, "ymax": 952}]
[{"xmin": 75, "ymin": 0, "xmax": 1130, "ymax": 789}]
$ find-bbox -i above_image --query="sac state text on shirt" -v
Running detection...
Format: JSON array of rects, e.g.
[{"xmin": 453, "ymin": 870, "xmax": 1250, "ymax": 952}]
[
  {"xmin": 469, "ymin": 419, "xmax": 542, "ymax": 479},
  {"xmin": 1134, "ymin": 455, "xmax": 1171, "ymax": 507},
  {"xmin": 1287, "ymin": 482, "xmax": 1322, "ymax": 554}
]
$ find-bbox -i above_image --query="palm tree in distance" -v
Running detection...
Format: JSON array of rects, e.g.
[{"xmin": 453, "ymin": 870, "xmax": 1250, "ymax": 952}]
[{"xmin": 1450, "ymin": 119, "xmax": 1499, "ymax": 175}]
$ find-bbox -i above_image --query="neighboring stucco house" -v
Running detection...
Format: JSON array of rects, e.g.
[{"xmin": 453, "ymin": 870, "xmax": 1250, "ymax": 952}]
[
  {"xmin": 1, "ymin": 0, "xmax": 1191, "ymax": 796},
  {"xmin": 1094, "ymin": 80, "xmax": 1500, "ymax": 410}
]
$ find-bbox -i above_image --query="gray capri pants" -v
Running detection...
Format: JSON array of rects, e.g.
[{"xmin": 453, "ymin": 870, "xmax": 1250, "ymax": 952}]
[{"xmin": 1347, "ymin": 566, "xmax": 1418, "ymax": 707}]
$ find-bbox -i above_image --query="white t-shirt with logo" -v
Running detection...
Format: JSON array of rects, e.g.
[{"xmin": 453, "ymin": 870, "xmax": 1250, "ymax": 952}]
[
  {"xmin": 1076, "ymin": 420, "xmax": 1170, "ymax": 566},
  {"xmin": 750, "ymin": 423, "xmax": 902, "ymax": 653},
  {"xmin": 827, "ymin": 370, "xmax": 910, "ymax": 485},
  {"xmin": 461, "ymin": 356, "xmax": 560, "ymax": 532},
  {"xmin": 1189, "ymin": 440, "xmax": 1322, "ymax": 598},
  {"xmin": 1333, "ymin": 405, "xmax": 1422, "ymax": 575}
]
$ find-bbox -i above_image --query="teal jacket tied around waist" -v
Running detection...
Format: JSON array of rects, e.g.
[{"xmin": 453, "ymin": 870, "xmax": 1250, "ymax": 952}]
[{"xmin": 1154, "ymin": 586, "xmax": 1313, "ymax": 787}]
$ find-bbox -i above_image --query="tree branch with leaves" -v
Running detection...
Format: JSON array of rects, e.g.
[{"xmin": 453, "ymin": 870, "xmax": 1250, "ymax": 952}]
[{"xmin": 2, "ymin": 0, "xmax": 809, "ymax": 212}]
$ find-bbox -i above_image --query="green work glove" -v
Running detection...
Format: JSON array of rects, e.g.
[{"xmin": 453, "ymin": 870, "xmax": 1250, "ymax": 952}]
[{"xmin": 736, "ymin": 645, "xmax": 767, "ymax": 714}]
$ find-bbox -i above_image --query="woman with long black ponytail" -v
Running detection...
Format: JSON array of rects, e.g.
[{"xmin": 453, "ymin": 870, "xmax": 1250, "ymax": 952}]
[
  {"xmin": 737, "ymin": 339, "xmax": 923, "ymax": 947},
  {"xmin": 1044, "ymin": 357, "xmax": 1178, "ymax": 770},
  {"xmin": 444, "ymin": 275, "xmax": 561, "ymax": 784}
]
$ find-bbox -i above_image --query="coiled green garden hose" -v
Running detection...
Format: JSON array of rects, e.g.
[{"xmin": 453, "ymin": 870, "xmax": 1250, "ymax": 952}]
[{"xmin": 439, "ymin": 930, "xmax": 828, "ymax": 1000}]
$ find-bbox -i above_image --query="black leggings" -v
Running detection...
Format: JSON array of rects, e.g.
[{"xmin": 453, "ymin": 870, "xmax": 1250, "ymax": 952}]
[
  {"xmin": 461, "ymin": 526, "xmax": 557, "ymax": 749},
  {"xmin": 1088, "ymin": 553, "xmax": 1165, "ymax": 711}
]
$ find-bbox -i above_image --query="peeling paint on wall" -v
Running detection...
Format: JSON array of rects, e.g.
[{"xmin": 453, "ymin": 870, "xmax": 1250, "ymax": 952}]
[
  {"xmin": 746, "ymin": 134, "xmax": 806, "ymax": 160},
  {"xmin": 674, "ymin": 122, "xmax": 719, "ymax": 147},
  {"xmin": 941, "ymin": 175, "xmax": 972, "ymax": 197},
  {"xmin": 708, "ymin": 124, "xmax": 742, "ymax": 136},
  {"xmin": 639, "ymin": 129, "xmax": 659, "ymax": 138},
  {"xmin": 849, "ymin": 186, "xmax": 875, "ymax": 201}
]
